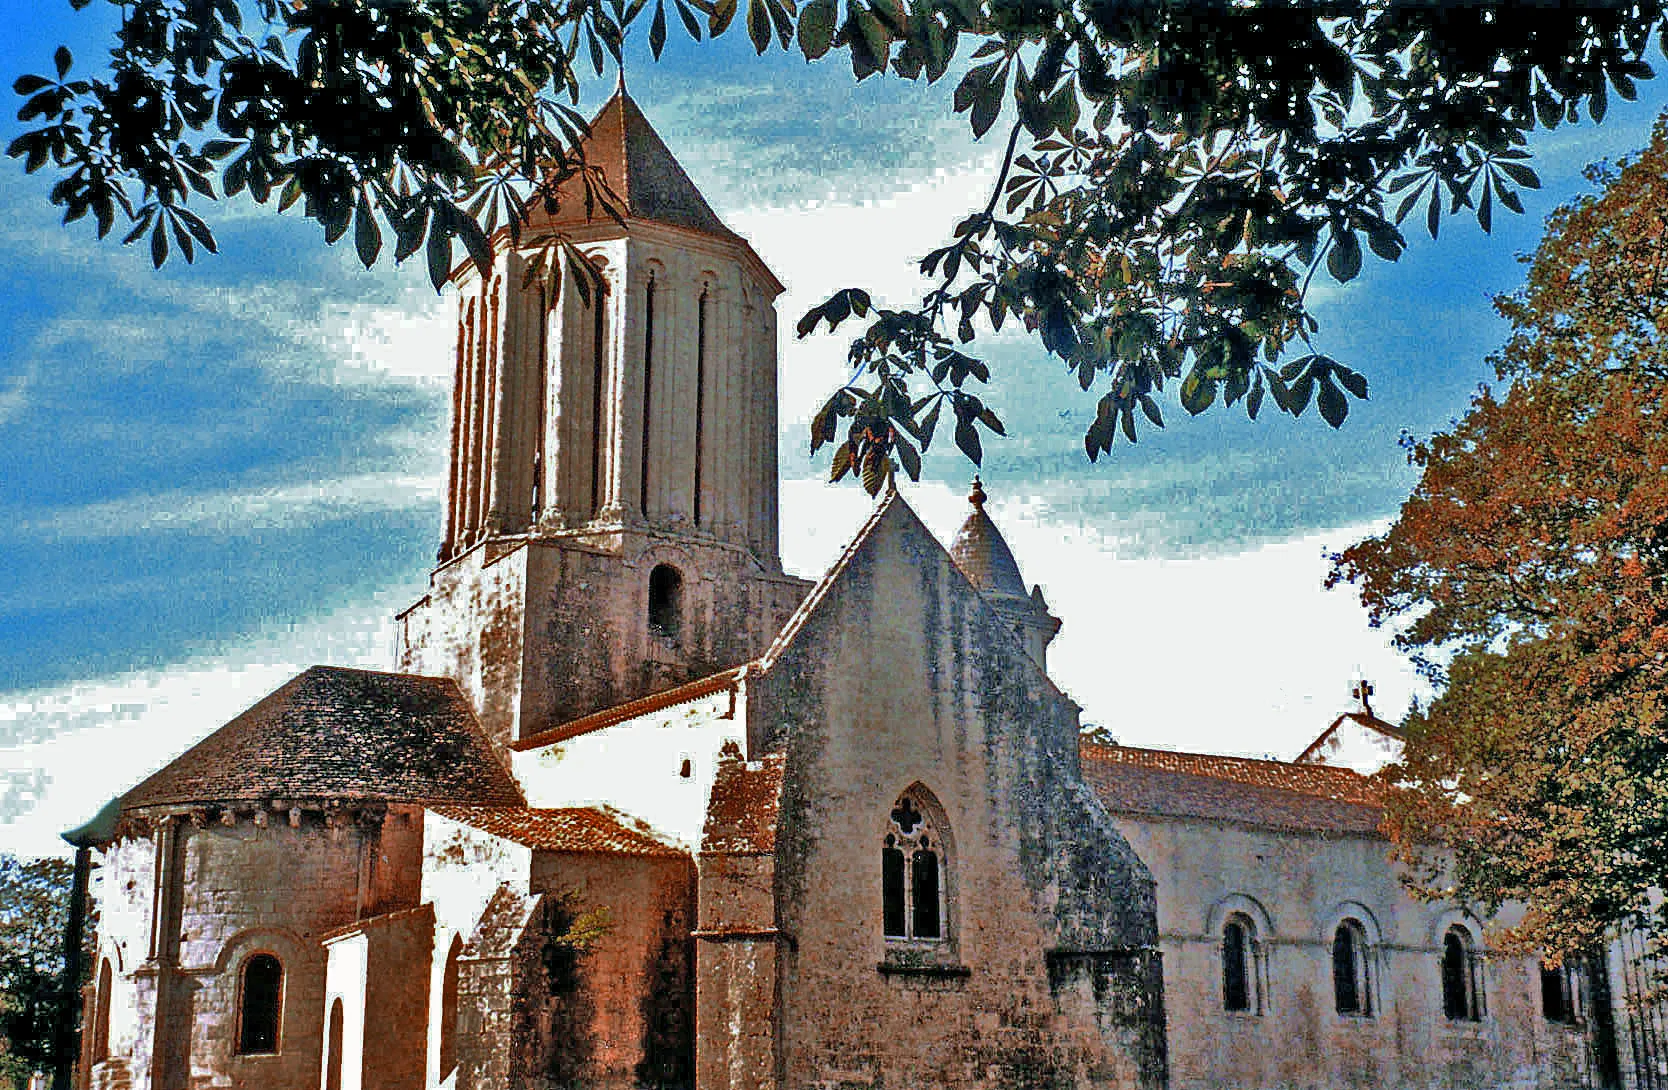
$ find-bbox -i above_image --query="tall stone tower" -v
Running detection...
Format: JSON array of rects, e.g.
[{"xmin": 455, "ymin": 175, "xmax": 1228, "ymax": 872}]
[{"xmin": 398, "ymin": 89, "xmax": 811, "ymax": 750}]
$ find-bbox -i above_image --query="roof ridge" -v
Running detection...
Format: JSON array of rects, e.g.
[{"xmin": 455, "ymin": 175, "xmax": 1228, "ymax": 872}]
[
  {"xmin": 1080, "ymin": 740, "xmax": 1379, "ymax": 805},
  {"xmin": 510, "ymin": 664, "xmax": 746, "ymax": 751}
]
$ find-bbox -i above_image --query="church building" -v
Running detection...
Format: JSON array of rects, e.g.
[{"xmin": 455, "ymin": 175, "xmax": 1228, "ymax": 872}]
[{"xmin": 70, "ymin": 91, "xmax": 1610, "ymax": 1090}]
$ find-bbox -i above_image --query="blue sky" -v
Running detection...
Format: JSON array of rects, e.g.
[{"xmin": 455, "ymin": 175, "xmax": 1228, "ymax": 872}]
[{"xmin": 2, "ymin": 2, "xmax": 1666, "ymax": 854}]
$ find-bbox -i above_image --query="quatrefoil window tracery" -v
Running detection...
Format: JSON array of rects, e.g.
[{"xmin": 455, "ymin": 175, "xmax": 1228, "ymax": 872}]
[{"xmin": 882, "ymin": 792, "xmax": 944, "ymax": 942}]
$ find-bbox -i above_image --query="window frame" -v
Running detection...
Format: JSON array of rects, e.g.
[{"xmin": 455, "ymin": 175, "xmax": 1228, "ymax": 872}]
[
  {"xmin": 880, "ymin": 788, "xmax": 952, "ymax": 949},
  {"xmin": 1331, "ymin": 919, "xmax": 1376, "ymax": 1018},
  {"xmin": 235, "ymin": 952, "xmax": 285, "ymax": 1056},
  {"xmin": 1221, "ymin": 913, "xmax": 1264, "ymax": 1015},
  {"xmin": 647, "ymin": 564, "xmax": 684, "ymax": 641}
]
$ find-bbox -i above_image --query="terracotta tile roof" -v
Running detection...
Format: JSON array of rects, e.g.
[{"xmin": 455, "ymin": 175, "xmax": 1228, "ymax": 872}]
[
  {"xmin": 431, "ymin": 805, "xmax": 686, "ymax": 857},
  {"xmin": 1080, "ymin": 742, "xmax": 1384, "ymax": 836},
  {"xmin": 511, "ymin": 666, "xmax": 744, "ymax": 752},
  {"xmin": 121, "ymin": 666, "xmax": 524, "ymax": 811},
  {"xmin": 701, "ymin": 750, "xmax": 784, "ymax": 855},
  {"xmin": 531, "ymin": 90, "xmax": 738, "ymax": 241}
]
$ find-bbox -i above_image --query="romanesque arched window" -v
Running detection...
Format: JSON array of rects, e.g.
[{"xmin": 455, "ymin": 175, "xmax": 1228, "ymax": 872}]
[
  {"xmin": 882, "ymin": 789, "xmax": 947, "ymax": 942},
  {"xmin": 325, "ymin": 998, "xmax": 344, "ymax": 1090},
  {"xmin": 439, "ymin": 934, "xmax": 463, "ymax": 1078},
  {"xmin": 91, "ymin": 959, "xmax": 112, "ymax": 1062},
  {"xmin": 1222, "ymin": 913, "xmax": 1260, "ymax": 1013},
  {"xmin": 237, "ymin": 953, "xmax": 283, "ymax": 1054},
  {"xmin": 1332, "ymin": 920, "xmax": 1374, "ymax": 1017},
  {"xmin": 1442, "ymin": 925, "xmax": 1484, "ymax": 1021},
  {"xmin": 648, "ymin": 564, "xmax": 683, "ymax": 639},
  {"xmin": 1541, "ymin": 959, "xmax": 1583, "ymax": 1025}
]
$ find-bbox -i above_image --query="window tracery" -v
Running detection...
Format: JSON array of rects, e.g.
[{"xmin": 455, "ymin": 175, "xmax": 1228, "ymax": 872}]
[{"xmin": 882, "ymin": 791, "xmax": 945, "ymax": 942}]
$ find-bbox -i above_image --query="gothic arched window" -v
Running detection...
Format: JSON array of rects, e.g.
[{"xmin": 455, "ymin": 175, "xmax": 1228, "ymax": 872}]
[
  {"xmin": 882, "ymin": 790, "xmax": 947, "ymax": 942},
  {"xmin": 1222, "ymin": 914, "xmax": 1261, "ymax": 1013},
  {"xmin": 1332, "ymin": 920, "xmax": 1374, "ymax": 1017},
  {"xmin": 1442, "ymin": 925, "xmax": 1484, "ymax": 1021},
  {"xmin": 237, "ymin": 953, "xmax": 283, "ymax": 1054},
  {"xmin": 648, "ymin": 564, "xmax": 683, "ymax": 639}
]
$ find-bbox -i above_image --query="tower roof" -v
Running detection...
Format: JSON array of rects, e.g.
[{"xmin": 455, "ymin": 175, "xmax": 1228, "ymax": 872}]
[
  {"xmin": 120, "ymin": 666, "xmax": 525, "ymax": 812},
  {"xmin": 533, "ymin": 89, "xmax": 739, "ymax": 241},
  {"xmin": 948, "ymin": 478, "xmax": 1029, "ymax": 601}
]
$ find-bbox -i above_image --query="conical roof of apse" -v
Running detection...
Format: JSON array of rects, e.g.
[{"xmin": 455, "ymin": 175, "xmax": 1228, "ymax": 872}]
[
  {"xmin": 948, "ymin": 478, "xmax": 1030, "ymax": 601},
  {"xmin": 531, "ymin": 87, "xmax": 740, "ymax": 241}
]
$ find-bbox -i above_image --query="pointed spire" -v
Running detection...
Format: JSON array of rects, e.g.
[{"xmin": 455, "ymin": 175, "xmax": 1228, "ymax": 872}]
[{"xmin": 969, "ymin": 475, "xmax": 986, "ymax": 510}]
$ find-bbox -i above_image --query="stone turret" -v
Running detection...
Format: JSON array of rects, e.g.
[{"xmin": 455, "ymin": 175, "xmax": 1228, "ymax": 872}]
[
  {"xmin": 399, "ymin": 89, "xmax": 811, "ymax": 750},
  {"xmin": 948, "ymin": 477, "xmax": 1061, "ymax": 668}
]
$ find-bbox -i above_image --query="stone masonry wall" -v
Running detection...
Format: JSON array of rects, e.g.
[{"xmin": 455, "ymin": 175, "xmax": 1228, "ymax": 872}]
[{"xmin": 744, "ymin": 498, "xmax": 1166, "ymax": 1090}]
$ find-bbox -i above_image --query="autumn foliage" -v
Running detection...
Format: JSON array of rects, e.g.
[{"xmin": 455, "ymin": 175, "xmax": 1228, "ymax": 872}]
[{"xmin": 1330, "ymin": 111, "xmax": 1668, "ymax": 959}]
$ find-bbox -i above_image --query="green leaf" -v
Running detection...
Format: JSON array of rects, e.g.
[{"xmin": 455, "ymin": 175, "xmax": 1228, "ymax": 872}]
[
  {"xmin": 953, "ymin": 416, "xmax": 982, "ymax": 464},
  {"xmin": 893, "ymin": 433, "xmax": 921, "ymax": 480},
  {"xmin": 650, "ymin": 0, "xmax": 668, "ymax": 56},
  {"xmin": 1333, "ymin": 366, "xmax": 1368, "ymax": 400},
  {"xmin": 149, "ymin": 220, "xmax": 168, "ymax": 268},
  {"xmin": 53, "ymin": 47, "xmax": 70, "ymax": 79},
  {"xmin": 1327, "ymin": 229, "xmax": 1362, "ymax": 282},
  {"xmin": 831, "ymin": 441, "xmax": 852, "ymax": 481},
  {"xmin": 12, "ymin": 75, "xmax": 51, "ymax": 95},
  {"xmin": 354, "ymin": 192, "xmax": 381, "ymax": 268},
  {"xmin": 1496, "ymin": 161, "xmax": 1540, "ymax": 190},
  {"xmin": 798, "ymin": 0, "xmax": 836, "ymax": 59},
  {"xmin": 426, "ymin": 216, "xmax": 453, "ymax": 292},
  {"xmin": 1316, "ymin": 375, "xmax": 1347, "ymax": 427},
  {"xmin": 747, "ymin": 0, "xmax": 772, "ymax": 53}
]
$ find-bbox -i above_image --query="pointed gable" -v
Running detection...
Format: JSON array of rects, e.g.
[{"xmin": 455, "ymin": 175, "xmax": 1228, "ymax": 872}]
[
  {"xmin": 121, "ymin": 666, "xmax": 525, "ymax": 811},
  {"xmin": 532, "ymin": 90, "xmax": 739, "ymax": 242}
]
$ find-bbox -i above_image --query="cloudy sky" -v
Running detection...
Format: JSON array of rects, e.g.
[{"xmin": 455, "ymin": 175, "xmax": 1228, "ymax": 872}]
[{"xmin": 2, "ymin": 4, "xmax": 1665, "ymax": 857}]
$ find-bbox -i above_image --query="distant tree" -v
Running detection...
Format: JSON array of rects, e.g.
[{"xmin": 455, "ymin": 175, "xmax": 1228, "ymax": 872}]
[
  {"xmin": 0, "ymin": 854, "xmax": 84, "ymax": 1089},
  {"xmin": 11, "ymin": 2, "xmax": 1668, "ymax": 486},
  {"xmin": 1329, "ymin": 112, "xmax": 1668, "ymax": 960}
]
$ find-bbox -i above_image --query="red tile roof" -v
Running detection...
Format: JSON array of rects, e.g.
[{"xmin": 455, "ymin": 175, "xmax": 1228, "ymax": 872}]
[
  {"xmin": 433, "ymin": 805, "xmax": 687, "ymax": 857},
  {"xmin": 510, "ymin": 666, "xmax": 744, "ymax": 752},
  {"xmin": 121, "ymin": 666, "xmax": 524, "ymax": 811},
  {"xmin": 529, "ymin": 90, "xmax": 738, "ymax": 241},
  {"xmin": 701, "ymin": 750, "xmax": 784, "ymax": 855},
  {"xmin": 1080, "ymin": 742, "xmax": 1384, "ymax": 835}
]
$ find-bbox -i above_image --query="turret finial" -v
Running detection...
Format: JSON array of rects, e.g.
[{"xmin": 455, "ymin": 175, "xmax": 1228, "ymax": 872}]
[{"xmin": 969, "ymin": 476, "xmax": 986, "ymax": 509}]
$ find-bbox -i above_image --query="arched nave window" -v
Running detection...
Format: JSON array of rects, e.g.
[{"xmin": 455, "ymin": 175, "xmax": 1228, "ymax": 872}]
[
  {"xmin": 1332, "ymin": 920, "xmax": 1374, "ymax": 1017},
  {"xmin": 1441, "ymin": 925, "xmax": 1485, "ymax": 1021},
  {"xmin": 1222, "ymin": 913, "xmax": 1263, "ymax": 1014},
  {"xmin": 881, "ymin": 789, "xmax": 948, "ymax": 942}
]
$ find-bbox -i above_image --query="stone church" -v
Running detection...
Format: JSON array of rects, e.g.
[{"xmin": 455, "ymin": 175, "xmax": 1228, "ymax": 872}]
[{"xmin": 70, "ymin": 91, "xmax": 1614, "ymax": 1090}]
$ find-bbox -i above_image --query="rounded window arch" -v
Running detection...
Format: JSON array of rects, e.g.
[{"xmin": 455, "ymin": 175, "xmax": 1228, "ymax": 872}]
[
  {"xmin": 1442, "ymin": 924, "xmax": 1485, "ymax": 1021},
  {"xmin": 881, "ymin": 786, "xmax": 952, "ymax": 944},
  {"xmin": 1332, "ymin": 919, "xmax": 1375, "ymax": 1017},
  {"xmin": 648, "ymin": 564, "xmax": 684, "ymax": 639},
  {"xmin": 91, "ymin": 958, "xmax": 113, "ymax": 1063},
  {"xmin": 439, "ymin": 934, "xmax": 463, "ymax": 1079},
  {"xmin": 325, "ymin": 998, "xmax": 345, "ymax": 1090},
  {"xmin": 1222, "ymin": 912, "xmax": 1265, "ymax": 1014},
  {"xmin": 236, "ymin": 953, "xmax": 283, "ymax": 1054}
]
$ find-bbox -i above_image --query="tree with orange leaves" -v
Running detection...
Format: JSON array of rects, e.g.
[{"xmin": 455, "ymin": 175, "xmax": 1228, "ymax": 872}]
[{"xmin": 1330, "ymin": 110, "xmax": 1668, "ymax": 961}]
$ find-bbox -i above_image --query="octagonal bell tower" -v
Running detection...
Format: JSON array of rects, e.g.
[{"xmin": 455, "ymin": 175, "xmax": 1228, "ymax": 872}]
[{"xmin": 399, "ymin": 89, "xmax": 811, "ymax": 752}]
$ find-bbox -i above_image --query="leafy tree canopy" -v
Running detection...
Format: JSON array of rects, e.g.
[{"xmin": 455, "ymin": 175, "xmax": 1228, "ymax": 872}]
[
  {"xmin": 1329, "ymin": 112, "xmax": 1668, "ymax": 960},
  {"xmin": 12, "ymin": 0, "xmax": 1668, "ymax": 488},
  {"xmin": 0, "ymin": 854, "xmax": 81, "ymax": 1087}
]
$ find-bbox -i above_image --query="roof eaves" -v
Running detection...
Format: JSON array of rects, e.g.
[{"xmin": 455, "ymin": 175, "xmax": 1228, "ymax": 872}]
[{"xmin": 510, "ymin": 666, "xmax": 747, "ymax": 752}]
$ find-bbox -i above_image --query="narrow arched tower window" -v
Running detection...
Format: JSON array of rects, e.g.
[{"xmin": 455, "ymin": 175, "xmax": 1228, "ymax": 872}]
[
  {"xmin": 325, "ymin": 998, "xmax": 344, "ymax": 1090},
  {"xmin": 92, "ymin": 959, "xmax": 112, "ymax": 1062},
  {"xmin": 648, "ymin": 564, "xmax": 683, "ymax": 639},
  {"xmin": 440, "ymin": 934, "xmax": 463, "ymax": 1078},
  {"xmin": 237, "ymin": 953, "xmax": 283, "ymax": 1054}
]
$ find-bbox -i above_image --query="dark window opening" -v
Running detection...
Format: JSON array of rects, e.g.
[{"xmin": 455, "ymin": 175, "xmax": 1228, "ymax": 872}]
[
  {"xmin": 640, "ymin": 274, "xmax": 656, "ymax": 515},
  {"xmin": 1223, "ymin": 919, "xmax": 1251, "ymax": 1012},
  {"xmin": 1333, "ymin": 923, "xmax": 1371, "ymax": 1017},
  {"xmin": 92, "ymin": 959, "xmax": 112, "ymax": 1062},
  {"xmin": 439, "ymin": 935, "xmax": 462, "ymax": 1077},
  {"xmin": 648, "ymin": 564, "xmax": 683, "ymax": 639},
  {"xmin": 1542, "ymin": 963, "xmax": 1580, "ymax": 1024},
  {"xmin": 238, "ymin": 953, "xmax": 283, "ymax": 1054},
  {"xmin": 882, "ymin": 837, "xmax": 906, "ymax": 938},
  {"xmin": 1442, "ymin": 927, "xmax": 1482, "ymax": 1021},
  {"xmin": 911, "ymin": 847, "xmax": 941, "ymax": 939},
  {"xmin": 325, "ymin": 999, "xmax": 344, "ymax": 1090},
  {"xmin": 694, "ymin": 285, "xmax": 708, "ymax": 527}
]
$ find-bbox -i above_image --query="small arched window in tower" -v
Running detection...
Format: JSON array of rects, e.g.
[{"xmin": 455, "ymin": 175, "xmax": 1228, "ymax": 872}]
[
  {"xmin": 439, "ymin": 934, "xmax": 463, "ymax": 1078},
  {"xmin": 648, "ymin": 564, "xmax": 684, "ymax": 640},
  {"xmin": 1442, "ymin": 925, "xmax": 1484, "ymax": 1021},
  {"xmin": 1222, "ymin": 914, "xmax": 1261, "ymax": 1013},
  {"xmin": 1332, "ymin": 920, "xmax": 1373, "ymax": 1017},
  {"xmin": 92, "ymin": 959, "xmax": 112, "ymax": 1062},
  {"xmin": 237, "ymin": 953, "xmax": 283, "ymax": 1054},
  {"xmin": 325, "ymin": 998, "xmax": 344, "ymax": 1090},
  {"xmin": 881, "ymin": 790, "xmax": 947, "ymax": 942}
]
